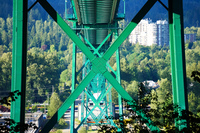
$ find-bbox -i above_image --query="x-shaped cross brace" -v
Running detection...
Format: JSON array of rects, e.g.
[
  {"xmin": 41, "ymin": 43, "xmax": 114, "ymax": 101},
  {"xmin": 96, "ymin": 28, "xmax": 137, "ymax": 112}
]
[
  {"xmin": 76, "ymin": 86, "xmax": 115, "ymax": 131},
  {"xmin": 38, "ymin": 0, "xmax": 160, "ymax": 132}
]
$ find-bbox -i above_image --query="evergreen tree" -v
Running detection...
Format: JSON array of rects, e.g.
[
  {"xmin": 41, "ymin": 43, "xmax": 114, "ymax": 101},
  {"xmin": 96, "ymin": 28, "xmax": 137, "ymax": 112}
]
[{"xmin": 48, "ymin": 92, "xmax": 62, "ymax": 117}]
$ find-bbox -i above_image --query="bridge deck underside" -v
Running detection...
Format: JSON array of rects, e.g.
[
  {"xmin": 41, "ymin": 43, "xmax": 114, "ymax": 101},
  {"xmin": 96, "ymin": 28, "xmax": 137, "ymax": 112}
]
[{"xmin": 72, "ymin": 0, "xmax": 119, "ymax": 46}]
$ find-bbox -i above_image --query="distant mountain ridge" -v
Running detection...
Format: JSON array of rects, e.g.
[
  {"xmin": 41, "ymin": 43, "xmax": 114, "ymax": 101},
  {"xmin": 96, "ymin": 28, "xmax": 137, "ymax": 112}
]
[{"xmin": 0, "ymin": 0, "xmax": 199, "ymax": 27}]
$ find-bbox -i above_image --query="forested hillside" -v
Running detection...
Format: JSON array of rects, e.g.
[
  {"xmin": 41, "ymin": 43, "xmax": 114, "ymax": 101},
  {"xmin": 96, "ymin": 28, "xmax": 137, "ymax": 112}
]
[
  {"xmin": 0, "ymin": 13, "xmax": 200, "ymax": 114},
  {"xmin": 1, "ymin": 0, "xmax": 200, "ymax": 115},
  {"xmin": 1, "ymin": 0, "xmax": 200, "ymax": 27}
]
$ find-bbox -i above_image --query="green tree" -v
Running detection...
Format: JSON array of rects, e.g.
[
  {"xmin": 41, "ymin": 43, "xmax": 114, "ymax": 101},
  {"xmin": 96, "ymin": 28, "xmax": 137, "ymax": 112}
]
[
  {"xmin": 137, "ymin": 57, "xmax": 151, "ymax": 81},
  {"xmin": 31, "ymin": 103, "xmax": 38, "ymax": 112},
  {"xmin": 188, "ymin": 91, "xmax": 198, "ymax": 113},
  {"xmin": 78, "ymin": 127, "xmax": 87, "ymax": 133},
  {"xmin": 59, "ymin": 36, "xmax": 67, "ymax": 51},
  {"xmin": 50, "ymin": 44, "xmax": 56, "ymax": 53},
  {"xmin": 1, "ymin": 30, "xmax": 8, "ymax": 45},
  {"xmin": 6, "ymin": 16, "xmax": 12, "ymax": 48},
  {"xmin": 26, "ymin": 50, "xmax": 60, "ymax": 103},
  {"xmin": 48, "ymin": 92, "xmax": 62, "ymax": 117},
  {"xmin": 0, "ymin": 45, "xmax": 8, "ymax": 56},
  {"xmin": 35, "ymin": 20, "xmax": 43, "ymax": 34},
  {"xmin": 157, "ymin": 78, "xmax": 172, "ymax": 93},
  {"xmin": 29, "ymin": 25, "xmax": 36, "ymax": 48},
  {"xmin": 56, "ymin": 129, "xmax": 63, "ymax": 133},
  {"xmin": 58, "ymin": 118, "xmax": 67, "ymax": 127},
  {"xmin": 60, "ymin": 69, "xmax": 68, "ymax": 83},
  {"xmin": 0, "ymin": 18, "xmax": 5, "ymax": 30},
  {"xmin": 126, "ymin": 80, "xmax": 139, "ymax": 100},
  {"xmin": 0, "ymin": 52, "xmax": 12, "ymax": 97},
  {"xmin": 196, "ymin": 28, "xmax": 200, "ymax": 40}
]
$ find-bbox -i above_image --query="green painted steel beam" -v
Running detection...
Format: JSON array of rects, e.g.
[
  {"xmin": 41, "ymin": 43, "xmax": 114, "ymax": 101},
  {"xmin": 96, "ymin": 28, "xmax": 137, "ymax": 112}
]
[
  {"xmin": 81, "ymin": 53, "xmax": 86, "ymax": 123},
  {"xmin": 114, "ymin": 29, "xmax": 123, "ymax": 132},
  {"xmin": 69, "ymin": 0, "xmax": 79, "ymax": 21},
  {"xmin": 104, "ymin": 96, "xmax": 108, "ymax": 115},
  {"xmin": 97, "ymin": 106, "xmax": 117, "ymax": 128},
  {"xmin": 116, "ymin": 49, "xmax": 123, "ymax": 124},
  {"xmin": 80, "ymin": 33, "xmax": 116, "ymax": 75},
  {"xmin": 76, "ymin": 24, "xmax": 121, "ymax": 30},
  {"xmin": 79, "ymin": 102, "xmax": 104, "ymax": 127},
  {"xmin": 38, "ymin": 0, "xmax": 161, "ymax": 131},
  {"xmin": 70, "ymin": 42, "xmax": 77, "ymax": 133},
  {"xmin": 84, "ymin": 88, "xmax": 117, "ymax": 127},
  {"xmin": 85, "ymin": 106, "xmax": 99, "ymax": 123},
  {"xmin": 86, "ymin": 94, "xmax": 89, "ymax": 123},
  {"xmin": 96, "ymin": 33, "xmax": 112, "ymax": 51},
  {"xmin": 76, "ymin": 106, "xmax": 98, "ymax": 130},
  {"xmin": 108, "ymin": 87, "xmax": 113, "ymax": 117},
  {"xmin": 102, "ymin": 70, "xmax": 160, "ymax": 131},
  {"xmin": 81, "ymin": 57, "xmax": 160, "ymax": 131},
  {"xmin": 11, "ymin": 0, "xmax": 28, "ymax": 132},
  {"xmin": 115, "ymin": 31, "xmax": 123, "ymax": 117},
  {"xmin": 168, "ymin": 0, "xmax": 188, "ymax": 130},
  {"xmin": 86, "ymin": 88, "xmax": 106, "ymax": 106},
  {"xmin": 81, "ymin": 91, "xmax": 85, "ymax": 122},
  {"xmin": 38, "ymin": 0, "xmax": 95, "ymax": 61},
  {"xmin": 84, "ymin": 91, "xmax": 97, "ymax": 104},
  {"xmin": 103, "ymin": 0, "xmax": 157, "ymax": 61},
  {"xmin": 40, "ymin": 71, "xmax": 96, "ymax": 133}
]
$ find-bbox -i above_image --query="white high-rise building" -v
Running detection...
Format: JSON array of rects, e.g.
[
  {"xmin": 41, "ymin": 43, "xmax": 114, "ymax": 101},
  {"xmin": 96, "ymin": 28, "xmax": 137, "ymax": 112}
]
[
  {"xmin": 129, "ymin": 19, "xmax": 169, "ymax": 46},
  {"xmin": 156, "ymin": 20, "xmax": 169, "ymax": 46},
  {"xmin": 147, "ymin": 23, "xmax": 157, "ymax": 46}
]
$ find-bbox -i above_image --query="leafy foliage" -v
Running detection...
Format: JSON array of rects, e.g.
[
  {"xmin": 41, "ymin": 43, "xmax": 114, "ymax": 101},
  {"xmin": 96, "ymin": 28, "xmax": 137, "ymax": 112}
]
[
  {"xmin": 1, "ymin": 15, "xmax": 200, "ymax": 114},
  {"xmin": 98, "ymin": 84, "xmax": 200, "ymax": 133},
  {"xmin": 0, "ymin": 118, "xmax": 38, "ymax": 133},
  {"xmin": 0, "ymin": 7, "xmax": 200, "ymax": 132},
  {"xmin": 78, "ymin": 127, "xmax": 87, "ymax": 133},
  {"xmin": 58, "ymin": 118, "xmax": 67, "ymax": 127},
  {"xmin": 191, "ymin": 71, "xmax": 200, "ymax": 83},
  {"xmin": 48, "ymin": 92, "xmax": 62, "ymax": 117},
  {"xmin": 0, "ymin": 91, "xmax": 38, "ymax": 133},
  {"xmin": 0, "ymin": 90, "xmax": 21, "ymax": 106}
]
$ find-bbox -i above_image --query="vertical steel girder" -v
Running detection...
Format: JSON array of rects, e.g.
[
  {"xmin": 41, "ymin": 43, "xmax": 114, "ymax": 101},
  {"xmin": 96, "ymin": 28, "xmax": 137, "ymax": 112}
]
[
  {"xmin": 70, "ymin": 42, "xmax": 77, "ymax": 133},
  {"xmin": 108, "ymin": 86, "xmax": 113, "ymax": 117},
  {"xmin": 168, "ymin": 0, "xmax": 188, "ymax": 130},
  {"xmin": 11, "ymin": 0, "xmax": 28, "ymax": 132},
  {"xmin": 115, "ymin": 33, "xmax": 123, "ymax": 118},
  {"xmin": 81, "ymin": 55, "xmax": 86, "ymax": 122}
]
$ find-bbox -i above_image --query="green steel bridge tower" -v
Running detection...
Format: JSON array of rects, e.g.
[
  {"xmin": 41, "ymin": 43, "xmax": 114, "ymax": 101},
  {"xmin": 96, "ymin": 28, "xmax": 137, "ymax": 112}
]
[
  {"xmin": 11, "ymin": 0, "xmax": 188, "ymax": 132},
  {"xmin": 65, "ymin": 0, "xmax": 125, "ymax": 131}
]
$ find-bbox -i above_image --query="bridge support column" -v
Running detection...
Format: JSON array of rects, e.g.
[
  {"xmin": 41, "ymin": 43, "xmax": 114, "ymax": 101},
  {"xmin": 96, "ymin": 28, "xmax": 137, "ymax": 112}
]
[
  {"xmin": 115, "ymin": 31, "xmax": 124, "ymax": 132},
  {"xmin": 168, "ymin": 0, "xmax": 188, "ymax": 131},
  {"xmin": 81, "ymin": 55, "xmax": 86, "ymax": 123},
  {"xmin": 11, "ymin": 0, "xmax": 28, "ymax": 132},
  {"xmin": 116, "ymin": 49, "xmax": 122, "ymax": 115},
  {"xmin": 70, "ymin": 42, "xmax": 77, "ymax": 133}
]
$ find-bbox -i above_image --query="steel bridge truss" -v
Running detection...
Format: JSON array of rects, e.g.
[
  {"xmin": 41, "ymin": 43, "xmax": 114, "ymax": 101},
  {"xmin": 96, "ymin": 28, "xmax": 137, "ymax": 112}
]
[
  {"xmin": 71, "ymin": 30, "xmax": 120, "ymax": 131},
  {"xmin": 11, "ymin": 0, "xmax": 188, "ymax": 132}
]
